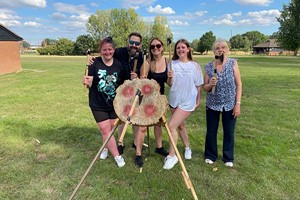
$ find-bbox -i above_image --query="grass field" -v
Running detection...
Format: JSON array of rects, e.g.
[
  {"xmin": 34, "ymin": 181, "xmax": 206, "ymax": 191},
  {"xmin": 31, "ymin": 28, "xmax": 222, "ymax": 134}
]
[{"xmin": 1, "ymin": 55, "xmax": 299, "ymax": 200}]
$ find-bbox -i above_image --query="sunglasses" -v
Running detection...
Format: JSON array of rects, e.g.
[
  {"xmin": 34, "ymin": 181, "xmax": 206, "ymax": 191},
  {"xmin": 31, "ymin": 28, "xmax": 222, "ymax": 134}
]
[
  {"xmin": 129, "ymin": 40, "xmax": 141, "ymax": 46},
  {"xmin": 150, "ymin": 44, "xmax": 162, "ymax": 49}
]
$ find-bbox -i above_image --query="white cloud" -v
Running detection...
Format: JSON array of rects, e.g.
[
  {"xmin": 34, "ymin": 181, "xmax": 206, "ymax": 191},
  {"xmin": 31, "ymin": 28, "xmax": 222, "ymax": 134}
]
[
  {"xmin": 247, "ymin": 9, "xmax": 280, "ymax": 25},
  {"xmin": 184, "ymin": 11, "xmax": 207, "ymax": 19},
  {"xmin": 53, "ymin": 3, "xmax": 89, "ymax": 15},
  {"xmin": 247, "ymin": 9, "xmax": 280, "ymax": 18},
  {"xmin": 214, "ymin": 19, "xmax": 236, "ymax": 25},
  {"xmin": 0, "ymin": 9, "xmax": 21, "ymax": 27},
  {"xmin": 122, "ymin": 0, "xmax": 156, "ymax": 9},
  {"xmin": 51, "ymin": 12, "xmax": 66, "ymax": 20},
  {"xmin": 0, "ymin": 0, "xmax": 46, "ymax": 8},
  {"xmin": 232, "ymin": 11, "xmax": 242, "ymax": 17},
  {"xmin": 90, "ymin": 2, "xmax": 98, "ymax": 7},
  {"xmin": 234, "ymin": 0, "xmax": 272, "ymax": 6},
  {"xmin": 147, "ymin": 5, "xmax": 175, "ymax": 14},
  {"xmin": 69, "ymin": 14, "xmax": 90, "ymax": 22},
  {"xmin": 195, "ymin": 11, "xmax": 208, "ymax": 17},
  {"xmin": 24, "ymin": 21, "xmax": 42, "ymax": 27},
  {"xmin": 170, "ymin": 20, "xmax": 189, "ymax": 26}
]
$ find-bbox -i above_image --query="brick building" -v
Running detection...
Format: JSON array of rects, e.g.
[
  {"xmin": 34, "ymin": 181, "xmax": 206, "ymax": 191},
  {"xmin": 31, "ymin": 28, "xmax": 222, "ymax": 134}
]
[{"xmin": 0, "ymin": 24, "xmax": 23, "ymax": 75}]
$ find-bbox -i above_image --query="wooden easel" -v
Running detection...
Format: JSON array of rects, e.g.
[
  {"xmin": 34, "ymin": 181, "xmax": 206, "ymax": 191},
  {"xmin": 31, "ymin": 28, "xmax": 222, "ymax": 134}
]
[{"xmin": 69, "ymin": 90, "xmax": 198, "ymax": 200}]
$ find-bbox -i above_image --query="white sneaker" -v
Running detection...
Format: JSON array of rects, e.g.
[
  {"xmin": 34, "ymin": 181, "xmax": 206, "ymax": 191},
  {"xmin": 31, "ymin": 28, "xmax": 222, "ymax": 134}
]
[
  {"xmin": 163, "ymin": 155, "xmax": 178, "ymax": 170},
  {"xmin": 184, "ymin": 147, "xmax": 192, "ymax": 160},
  {"xmin": 114, "ymin": 155, "xmax": 125, "ymax": 168},
  {"xmin": 205, "ymin": 159, "xmax": 214, "ymax": 164},
  {"xmin": 225, "ymin": 162, "xmax": 233, "ymax": 167},
  {"xmin": 100, "ymin": 148, "xmax": 108, "ymax": 160}
]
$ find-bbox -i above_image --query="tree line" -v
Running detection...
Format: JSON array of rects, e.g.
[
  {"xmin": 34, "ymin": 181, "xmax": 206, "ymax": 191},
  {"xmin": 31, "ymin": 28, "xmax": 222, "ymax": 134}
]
[{"xmin": 36, "ymin": 1, "xmax": 299, "ymax": 56}]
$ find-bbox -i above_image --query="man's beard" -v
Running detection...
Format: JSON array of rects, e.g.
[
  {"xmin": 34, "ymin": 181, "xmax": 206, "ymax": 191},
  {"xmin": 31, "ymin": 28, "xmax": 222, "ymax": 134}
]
[{"xmin": 127, "ymin": 46, "xmax": 139, "ymax": 56}]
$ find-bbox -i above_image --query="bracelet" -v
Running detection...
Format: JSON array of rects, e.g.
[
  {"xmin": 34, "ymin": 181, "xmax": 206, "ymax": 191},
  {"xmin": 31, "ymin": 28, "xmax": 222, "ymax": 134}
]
[{"xmin": 236, "ymin": 101, "xmax": 241, "ymax": 104}]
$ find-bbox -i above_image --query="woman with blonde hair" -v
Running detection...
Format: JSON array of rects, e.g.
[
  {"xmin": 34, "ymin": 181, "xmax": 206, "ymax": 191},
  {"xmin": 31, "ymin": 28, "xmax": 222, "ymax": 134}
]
[{"xmin": 203, "ymin": 38, "xmax": 242, "ymax": 167}]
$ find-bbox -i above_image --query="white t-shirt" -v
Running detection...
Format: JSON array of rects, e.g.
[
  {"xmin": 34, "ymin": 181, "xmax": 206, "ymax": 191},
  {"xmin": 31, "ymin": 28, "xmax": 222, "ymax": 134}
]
[{"xmin": 168, "ymin": 60, "xmax": 203, "ymax": 111}]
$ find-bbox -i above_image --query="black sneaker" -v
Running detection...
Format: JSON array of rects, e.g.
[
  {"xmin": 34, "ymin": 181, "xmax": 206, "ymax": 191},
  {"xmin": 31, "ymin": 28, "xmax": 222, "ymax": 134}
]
[
  {"xmin": 155, "ymin": 147, "xmax": 169, "ymax": 157},
  {"xmin": 117, "ymin": 145, "xmax": 125, "ymax": 155},
  {"xmin": 135, "ymin": 155, "xmax": 143, "ymax": 168}
]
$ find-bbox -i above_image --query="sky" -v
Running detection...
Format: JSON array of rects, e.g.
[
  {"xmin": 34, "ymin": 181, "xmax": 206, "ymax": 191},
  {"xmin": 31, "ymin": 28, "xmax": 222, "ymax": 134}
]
[{"xmin": 0, "ymin": 0, "xmax": 290, "ymax": 45}]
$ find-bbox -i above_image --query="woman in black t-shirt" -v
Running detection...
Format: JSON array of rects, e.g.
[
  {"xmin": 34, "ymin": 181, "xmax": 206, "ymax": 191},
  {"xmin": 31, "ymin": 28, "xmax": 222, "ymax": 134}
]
[{"xmin": 83, "ymin": 37, "xmax": 125, "ymax": 168}]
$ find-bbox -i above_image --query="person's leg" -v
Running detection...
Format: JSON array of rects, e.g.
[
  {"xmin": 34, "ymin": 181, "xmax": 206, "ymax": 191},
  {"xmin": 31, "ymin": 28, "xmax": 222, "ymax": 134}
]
[
  {"xmin": 132, "ymin": 125, "xmax": 139, "ymax": 148},
  {"xmin": 168, "ymin": 108, "xmax": 191, "ymax": 156},
  {"xmin": 204, "ymin": 107, "xmax": 220, "ymax": 162},
  {"xmin": 154, "ymin": 124, "xmax": 169, "ymax": 156},
  {"xmin": 178, "ymin": 121, "xmax": 190, "ymax": 148},
  {"xmin": 97, "ymin": 119, "xmax": 119, "ymax": 157},
  {"xmin": 154, "ymin": 124, "xmax": 163, "ymax": 148},
  {"xmin": 222, "ymin": 109, "xmax": 236, "ymax": 163},
  {"xmin": 135, "ymin": 126, "xmax": 147, "ymax": 156}
]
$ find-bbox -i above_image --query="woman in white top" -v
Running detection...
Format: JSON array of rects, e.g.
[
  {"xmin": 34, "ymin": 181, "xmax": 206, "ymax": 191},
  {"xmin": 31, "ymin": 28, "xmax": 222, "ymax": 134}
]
[{"xmin": 163, "ymin": 39, "xmax": 204, "ymax": 170}]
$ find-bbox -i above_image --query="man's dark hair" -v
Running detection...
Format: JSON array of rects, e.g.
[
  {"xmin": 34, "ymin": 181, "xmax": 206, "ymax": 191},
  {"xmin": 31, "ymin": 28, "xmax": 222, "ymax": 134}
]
[{"xmin": 128, "ymin": 32, "xmax": 142, "ymax": 42}]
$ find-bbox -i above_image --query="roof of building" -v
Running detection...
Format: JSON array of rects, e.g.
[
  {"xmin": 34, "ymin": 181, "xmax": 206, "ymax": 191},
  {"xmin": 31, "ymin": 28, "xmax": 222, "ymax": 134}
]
[
  {"xmin": 253, "ymin": 39, "xmax": 280, "ymax": 48},
  {"xmin": 0, "ymin": 24, "xmax": 23, "ymax": 41}
]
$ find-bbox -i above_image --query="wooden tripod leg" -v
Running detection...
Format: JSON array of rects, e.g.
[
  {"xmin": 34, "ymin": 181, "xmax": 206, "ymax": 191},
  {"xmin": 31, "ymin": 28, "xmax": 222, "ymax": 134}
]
[
  {"xmin": 161, "ymin": 115, "xmax": 198, "ymax": 200},
  {"xmin": 69, "ymin": 118, "xmax": 121, "ymax": 200},
  {"xmin": 118, "ymin": 92, "xmax": 140, "ymax": 145}
]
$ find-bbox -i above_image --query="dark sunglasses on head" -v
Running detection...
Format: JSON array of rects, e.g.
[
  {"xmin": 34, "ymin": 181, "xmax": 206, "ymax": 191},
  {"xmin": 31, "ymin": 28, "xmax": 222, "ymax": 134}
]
[
  {"xmin": 150, "ymin": 44, "xmax": 162, "ymax": 49},
  {"xmin": 129, "ymin": 40, "xmax": 141, "ymax": 46}
]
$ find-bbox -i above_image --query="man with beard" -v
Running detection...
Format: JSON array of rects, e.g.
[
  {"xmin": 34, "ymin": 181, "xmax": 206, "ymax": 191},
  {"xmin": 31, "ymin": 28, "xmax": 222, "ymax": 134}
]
[{"xmin": 114, "ymin": 32, "xmax": 144, "ymax": 155}]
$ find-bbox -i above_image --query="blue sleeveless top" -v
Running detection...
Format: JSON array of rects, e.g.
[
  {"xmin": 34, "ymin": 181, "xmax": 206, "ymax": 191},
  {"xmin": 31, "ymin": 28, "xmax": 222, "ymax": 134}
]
[{"xmin": 205, "ymin": 58, "xmax": 237, "ymax": 111}]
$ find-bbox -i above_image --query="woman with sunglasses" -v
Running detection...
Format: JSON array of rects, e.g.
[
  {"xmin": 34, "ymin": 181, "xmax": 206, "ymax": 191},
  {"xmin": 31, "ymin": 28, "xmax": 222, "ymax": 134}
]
[
  {"xmin": 82, "ymin": 37, "xmax": 125, "ymax": 168},
  {"xmin": 163, "ymin": 39, "xmax": 203, "ymax": 170},
  {"xmin": 133, "ymin": 38, "xmax": 169, "ymax": 167}
]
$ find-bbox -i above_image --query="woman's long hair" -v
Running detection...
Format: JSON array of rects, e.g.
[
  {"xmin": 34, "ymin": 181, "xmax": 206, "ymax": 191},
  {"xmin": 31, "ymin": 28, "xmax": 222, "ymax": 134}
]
[
  {"xmin": 172, "ymin": 39, "xmax": 193, "ymax": 61},
  {"xmin": 149, "ymin": 37, "xmax": 164, "ymax": 72}
]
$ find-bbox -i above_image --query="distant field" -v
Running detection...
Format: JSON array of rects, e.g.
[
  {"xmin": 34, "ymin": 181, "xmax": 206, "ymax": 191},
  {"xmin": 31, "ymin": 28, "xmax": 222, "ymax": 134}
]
[{"xmin": 0, "ymin": 55, "xmax": 299, "ymax": 200}]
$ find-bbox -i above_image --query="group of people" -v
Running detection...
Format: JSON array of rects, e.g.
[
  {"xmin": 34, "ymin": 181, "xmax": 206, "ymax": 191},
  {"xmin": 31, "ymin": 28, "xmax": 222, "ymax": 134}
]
[{"xmin": 82, "ymin": 32, "xmax": 242, "ymax": 170}]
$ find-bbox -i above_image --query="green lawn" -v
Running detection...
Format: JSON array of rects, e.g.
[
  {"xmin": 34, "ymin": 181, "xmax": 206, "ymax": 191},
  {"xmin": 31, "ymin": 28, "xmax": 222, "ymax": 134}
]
[{"xmin": 1, "ymin": 55, "xmax": 299, "ymax": 200}]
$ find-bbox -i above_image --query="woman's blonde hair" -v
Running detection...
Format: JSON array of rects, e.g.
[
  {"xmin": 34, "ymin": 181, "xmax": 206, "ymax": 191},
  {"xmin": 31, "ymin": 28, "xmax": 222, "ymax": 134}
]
[{"xmin": 212, "ymin": 38, "xmax": 229, "ymax": 53}]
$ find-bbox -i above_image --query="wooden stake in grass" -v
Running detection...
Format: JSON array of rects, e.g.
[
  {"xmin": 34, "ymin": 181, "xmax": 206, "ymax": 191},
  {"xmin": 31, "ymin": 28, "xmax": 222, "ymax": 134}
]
[
  {"xmin": 84, "ymin": 49, "xmax": 91, "ymax": 90},
  {"xmin": 167, "ymin": 38, "xmax": 172, "ymax": 71},
  {"xmin": 69, "ymin": 118, "xmax": 121, "ymax": 200},
  {"xmin": 161, "ymin": 115, "xmax": 198, "ymax": 200}
]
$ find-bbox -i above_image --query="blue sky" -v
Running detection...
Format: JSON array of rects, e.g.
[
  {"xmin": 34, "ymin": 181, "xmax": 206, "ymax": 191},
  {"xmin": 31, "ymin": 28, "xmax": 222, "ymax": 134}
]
[{"xmin": 0, "ymin": 0, "xmax": 290, "ymax": 45}]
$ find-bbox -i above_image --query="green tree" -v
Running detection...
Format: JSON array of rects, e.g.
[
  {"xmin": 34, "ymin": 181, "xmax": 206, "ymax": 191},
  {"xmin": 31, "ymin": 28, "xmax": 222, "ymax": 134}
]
[
  {"xmin": 190, "ymin": 39, "xmax": 199, "ymax": 53},
  {"xmin": 277, "ymin": 0, "xmax": 300, "ymax": 55},
  {"xmin": 86, "ymin": 10, "xmax": 111, "ymax": 43},
  {"xmin": 198, "ymin": 31, "xmax": 216, "ymax": 54},
  {"xmin": 86, "ymin": 9, "xmax": 147, "ymax": 47},
  {"xmin": 54, "ymin": 38, "xmax": 75, "ymax": 55},
  {"xmin": 229, "ymin": 34, "xmax": 247, "ymax": 50},
  {"xmin": 242, "ymin": 31, "xmax": 267, "ymax": 51},
  {"xmin": 73, "ymin": 35, "xmax": 97, "ymax": 55},
  {"xmin": 149, "ymin": 16, "xmax": 173, "ymax": 51},
  {"xmin": 22, "ymin": 41, "xmax": 30, "ymax": 49},
  {"xmin": 268, "ymin": 32, "xmax": 279, "ymax": 39}
]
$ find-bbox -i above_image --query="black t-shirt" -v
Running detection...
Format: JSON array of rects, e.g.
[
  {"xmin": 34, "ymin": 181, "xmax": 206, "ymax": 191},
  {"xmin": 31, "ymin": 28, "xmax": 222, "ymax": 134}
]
[
  {"xmin": 114, "ymin": 47, "xmax": 143, "ymax": 83},
  {"xmin": 88, "ymin": 57, "xmax": 123, "ymax": 111}
]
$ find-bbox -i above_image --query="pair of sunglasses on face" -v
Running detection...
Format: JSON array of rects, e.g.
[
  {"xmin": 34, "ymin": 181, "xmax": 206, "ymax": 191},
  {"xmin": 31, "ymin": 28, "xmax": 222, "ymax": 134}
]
[
  {"xmin": 129, "ymin": 40, "xmax": 141, "ymax": 46},
  {"xmin": 150, "ymin": 44, "xmax": 162, "ymax": 49}
]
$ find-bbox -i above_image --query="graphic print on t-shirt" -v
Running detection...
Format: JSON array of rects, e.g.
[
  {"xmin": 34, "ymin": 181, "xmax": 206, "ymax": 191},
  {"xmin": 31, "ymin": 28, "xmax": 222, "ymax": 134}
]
[{"xmin": 97, "ymin": 69, "xmax": 118, "ymax": 102}]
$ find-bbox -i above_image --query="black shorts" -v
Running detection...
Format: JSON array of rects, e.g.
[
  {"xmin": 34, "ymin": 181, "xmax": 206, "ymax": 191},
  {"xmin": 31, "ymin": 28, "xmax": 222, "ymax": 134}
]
[{"xmin": 91, "ymin": 110, "xmax": 117, "ymax": 123}]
